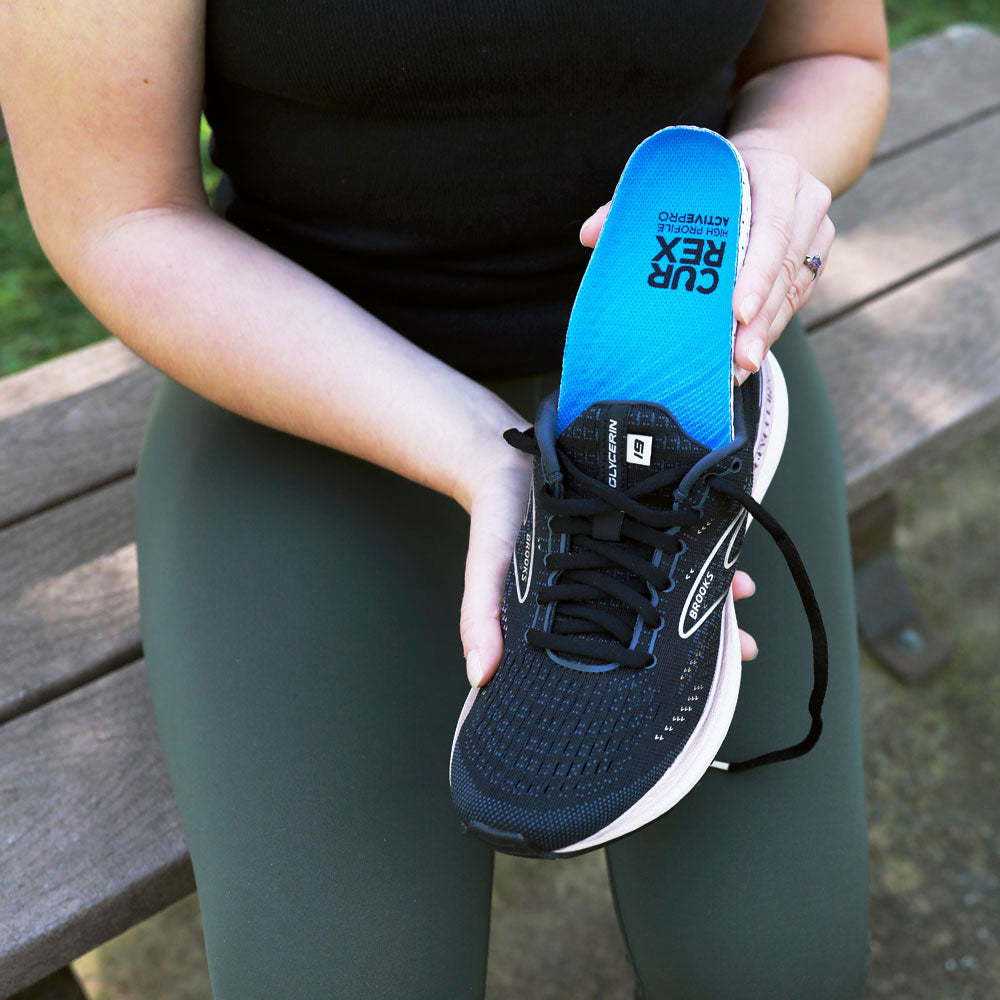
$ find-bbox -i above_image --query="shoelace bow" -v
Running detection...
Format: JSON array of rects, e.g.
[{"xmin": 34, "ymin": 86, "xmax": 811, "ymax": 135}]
[{"xmin": 504, "ymin": 426, "xmax": 829, "ymax": 772}]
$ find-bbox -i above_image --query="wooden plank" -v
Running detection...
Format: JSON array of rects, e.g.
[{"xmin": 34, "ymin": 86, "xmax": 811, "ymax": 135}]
[
  {"xmin": 802, "ymin": 111, "xmax": 1000, "ymax": 329},
  {"xmin": 0, "ymin": 478, "xmax": 139, "ymax": 726},
  {"xmin": 0, "ymin": 339, "xmax": 144, "ymax": 422},
  {"xmin": 0, "ymin": 662, "xmax": 194, "ymax": 997},
  {"xmin": 815, "ymin": 239, "xmax": 1000, "ymax": 513},
  {"xmin": 0, "ymin": 357, "xmax": 160, "ymax": 529},
  {"xmin": 876, "ymin": 25, "xmax": 1000, "ymax": 160}
]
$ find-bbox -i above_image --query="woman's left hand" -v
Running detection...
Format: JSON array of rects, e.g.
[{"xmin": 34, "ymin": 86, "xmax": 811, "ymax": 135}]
[
  {"xmin": 578, "ymin": 137, "xmax": 835, "ymax": 382},
  {"xmin": 725, "ymin": 139, "xmax": 834, "ymax": 379}
]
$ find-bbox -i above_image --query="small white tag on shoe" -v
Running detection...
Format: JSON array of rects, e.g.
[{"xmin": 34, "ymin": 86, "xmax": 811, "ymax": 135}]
[{"xmin": 626, "ymin": 434, "xmax": 653, "ymax": 466}]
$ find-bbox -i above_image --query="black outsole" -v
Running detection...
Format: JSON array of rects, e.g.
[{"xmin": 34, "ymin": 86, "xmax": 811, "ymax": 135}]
[{"xmin": 463, "ymin": 821, "xmax": 561, "ymax": 859}]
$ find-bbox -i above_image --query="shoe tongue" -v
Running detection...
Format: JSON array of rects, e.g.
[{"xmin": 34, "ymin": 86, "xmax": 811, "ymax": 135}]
[{"xmin": 556, "ymin": 400, "xmax": 708, "ymax": 492}]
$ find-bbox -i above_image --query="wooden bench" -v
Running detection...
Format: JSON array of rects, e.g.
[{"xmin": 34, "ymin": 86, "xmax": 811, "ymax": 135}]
[{"xmin": 2, "ymin": 25, "xmax": 1000, "ymax": 999}]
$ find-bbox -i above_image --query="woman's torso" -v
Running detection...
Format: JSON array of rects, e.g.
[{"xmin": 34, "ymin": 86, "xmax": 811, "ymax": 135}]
[{"xmin": 203, "ymin": 0, "xmax": 766, "ymax": 376}]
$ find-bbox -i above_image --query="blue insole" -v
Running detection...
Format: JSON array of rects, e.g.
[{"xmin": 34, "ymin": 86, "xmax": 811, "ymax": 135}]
[{"xmin": 558, "ymin": 126, "xmax": 747, "ymax": 449}]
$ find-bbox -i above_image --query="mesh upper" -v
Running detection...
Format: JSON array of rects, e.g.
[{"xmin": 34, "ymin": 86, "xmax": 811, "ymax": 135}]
[{"xmin": 452, "ymin": 615, "xmax": 722, "ymax": 852}]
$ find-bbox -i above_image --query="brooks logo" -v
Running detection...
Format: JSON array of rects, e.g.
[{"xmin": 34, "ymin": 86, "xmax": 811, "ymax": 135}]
[
  {"xmin": 678, "ymin": 510, "xmax": 747, "ymax": 638},
  {"xmin": 514, "ymin": 480, "xmax": 536, "ymax": 604}
]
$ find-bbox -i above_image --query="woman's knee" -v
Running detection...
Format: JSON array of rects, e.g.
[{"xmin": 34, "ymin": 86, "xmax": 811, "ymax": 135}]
[
  {"xmin": 626, "ymin": 904, "xmax": 871, "ymax": 1000},
  {"xmin": 607, "ymin": 772, "xmax": 871, "ymax": 1000}
]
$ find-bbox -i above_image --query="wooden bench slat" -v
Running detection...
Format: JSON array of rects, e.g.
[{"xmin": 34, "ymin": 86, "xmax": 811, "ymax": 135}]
[
  {"xmin": 0, "ymin": 340, "xmax": 145, "ymax": 423},
  {"xmin": 803, "ymin": 107, "xmax": 1000, "ymax": 329},
  {"xmin": 0, "ymin": 355, "xmax": 159, "ymax": 530},
  {"xmin": 814, "ymin": 238, "xmax": 1000, "ymax": 512},
  {"xmin": 875, "ymin": 25, "xmax": 1000, "ymax": 160},
  {"xmin": 0, "ymin": 662, "xmax": 193, "ymax": 997},
  {"xmin": 0, "ymin": 479, "xmax": 139, "ymax": 726}
]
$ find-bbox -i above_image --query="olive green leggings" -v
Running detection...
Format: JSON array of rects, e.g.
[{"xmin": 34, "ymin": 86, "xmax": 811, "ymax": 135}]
[{"xmin": 134, "ymin": 316, "xmax": 870, "ymax": 999}]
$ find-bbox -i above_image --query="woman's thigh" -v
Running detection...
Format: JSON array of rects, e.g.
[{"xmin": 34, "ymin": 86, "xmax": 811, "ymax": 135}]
[
  {"xmin": 134, "ymin": 374, "xmax": 545, "ymax": 999},
  {"xmin": 605, "ymin": 319, "xmax": 871, "ymax": 1000}
]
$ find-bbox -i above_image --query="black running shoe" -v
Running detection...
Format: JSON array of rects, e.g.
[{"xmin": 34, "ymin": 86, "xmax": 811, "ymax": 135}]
[{"xmin": 449, "ymin": 353, "xmax": 828, "ymax": 857}]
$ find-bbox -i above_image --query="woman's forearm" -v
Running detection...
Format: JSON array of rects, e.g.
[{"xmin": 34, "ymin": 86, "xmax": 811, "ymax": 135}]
[
  {"xmin": 727, "ymin": 53, "xmax": 890, "ymax": 197},
  {"xmin": 71, "ymin": 204, "xmax": 524, "ymax": 511}
]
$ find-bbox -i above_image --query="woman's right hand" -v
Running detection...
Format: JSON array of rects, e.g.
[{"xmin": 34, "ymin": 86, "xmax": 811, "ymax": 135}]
[
  {"xmin": 457, "ymin": 431, "xmax": 761, "ymax": 689},
  {"xmin": 458, "ymin": 437, "xmax": 534, "ymax": 687}
]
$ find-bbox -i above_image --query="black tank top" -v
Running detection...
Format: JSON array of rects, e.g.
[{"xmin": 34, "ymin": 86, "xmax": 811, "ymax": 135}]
[{"xmin": 203, "ymin": 1, "xmax": 766, "ymax": 377}]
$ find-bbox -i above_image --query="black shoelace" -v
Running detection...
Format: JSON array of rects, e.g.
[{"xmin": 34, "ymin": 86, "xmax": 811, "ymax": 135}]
[{"xmin": 504, "ymin": 427, "xmax": 828, "ymax": 772}]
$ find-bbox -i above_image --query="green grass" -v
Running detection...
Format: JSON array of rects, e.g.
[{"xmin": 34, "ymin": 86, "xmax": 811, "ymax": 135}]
[
  {"xmin": 885, "ymin": 0, "xmax": 1000, "ymax": 45},
  {"xmin": 2, "ymin": 7, "xmax": 999, "ymax": 377},
  {"xmin": 0, "ymin": 118, "xmax": 221, "ymax": 377},
  {"xmin": 0, "ymin": 144, "xmax": 108, "ymax": 376}
]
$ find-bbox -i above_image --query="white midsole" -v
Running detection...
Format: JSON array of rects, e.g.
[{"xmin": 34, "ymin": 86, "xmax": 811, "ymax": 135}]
[
  {"xmin": 449, "ymin": 679, "xmax": 479, "ymax": 775},
  {"xmin": 750, "ymin": 352, "xmax": 788, "ymax": 505}
]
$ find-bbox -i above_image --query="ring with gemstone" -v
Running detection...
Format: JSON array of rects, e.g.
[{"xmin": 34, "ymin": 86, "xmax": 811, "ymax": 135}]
[{"xmin": 804, "ymin": 254, "xmax": 823, "ymax": 281}]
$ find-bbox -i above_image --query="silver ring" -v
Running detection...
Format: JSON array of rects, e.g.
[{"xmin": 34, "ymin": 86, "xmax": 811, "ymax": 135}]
[{"xmin": 804, "ymin": 255, "xmax": 822, "ymax": 281}]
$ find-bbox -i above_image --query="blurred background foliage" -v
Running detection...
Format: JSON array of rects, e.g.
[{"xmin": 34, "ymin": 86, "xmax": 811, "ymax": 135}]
[
  {"xmin": 0, "ymin": 118, "xmax": 220, "ymax": 376},
  {"xmin": 884, "ymin": 0, "xmax": 1000, "ymax": 44},
  {"xmin": 2, "ymin": 4, "xmax": 1000, "ymax": 377}
]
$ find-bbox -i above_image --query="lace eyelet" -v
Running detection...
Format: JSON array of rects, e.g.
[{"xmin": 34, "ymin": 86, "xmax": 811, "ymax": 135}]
[
  {"xmin": 644, "ymin": 654, "xmax": 658, "ymax": 671},
  {"xmin": 729, "ymin": 458, "xmax": 743, "ymax": 474}
]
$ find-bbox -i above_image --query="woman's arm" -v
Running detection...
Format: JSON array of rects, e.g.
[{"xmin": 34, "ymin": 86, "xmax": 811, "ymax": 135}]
[
  {"xmin": 729, "ymin": 0, "xmax": 890, "ymax": 194},
  {"xmin": 0, "ymin": 0, "xmax": 523, "ymax": 511},
  {"xmin": 581, "ymin": 0, "xmax": 890, "ymax": 376},
  {"xmin": 725, "ymin": 0, "xmax": 890, "ymax": 369},
  {"xmin": 0, "ymin": 0, "xmax": 530, "ymax": 683}
]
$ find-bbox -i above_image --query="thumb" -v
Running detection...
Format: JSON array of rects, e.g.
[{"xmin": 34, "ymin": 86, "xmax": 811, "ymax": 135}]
[
  {"xmin": 460, "ymin": 510, "xmax": 515, "ymax": 689},
  {"xmin": 579, "ymin": 201, "xmax": 611, "ymax": 248}
]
